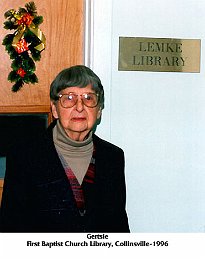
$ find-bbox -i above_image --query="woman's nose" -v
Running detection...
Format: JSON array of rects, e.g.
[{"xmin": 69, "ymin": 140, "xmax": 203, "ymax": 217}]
[{"xmin": 75, "ymin": 97, "xmax": 84, "ymax": 112}]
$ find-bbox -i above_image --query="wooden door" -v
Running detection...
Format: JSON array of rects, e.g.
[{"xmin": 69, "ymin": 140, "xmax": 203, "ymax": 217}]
[{"xmin": 0, "ymin": 0, "xmax": 84, "ymax": 113}]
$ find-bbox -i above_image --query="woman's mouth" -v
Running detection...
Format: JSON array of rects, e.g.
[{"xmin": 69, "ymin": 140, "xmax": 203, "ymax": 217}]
[{"xmin": 71, "ymin": 117, "xmax": 86, "ymax": 122}]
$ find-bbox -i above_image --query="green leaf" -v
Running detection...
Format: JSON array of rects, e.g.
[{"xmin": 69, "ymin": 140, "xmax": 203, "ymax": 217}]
[
  {"xmin": 25, "ymin": 2, "xmax": 37, "ymax": 16},
  {"xmin": 29, "ymin": 73, "xmax": 38, "ymax": 83},
  {"xmin": 12, "ymin": 80, "xmax": 24, "ymax": 92},
  {"xmin": 30, "ymin": 48, "xmax": 41, "ymax": 61},
  {"xmin": 33, "ymin": 16, "xmax": 43, "ymax": 25},
  {"xmin": 4, "ymin": 9, "xmax": 15, "ymax": 18},
  {"xmin": 18, "ymin": 8, "xmax": 27, "ymax": 15},
  {"xmin": 9, "ymin": 50, "xmax": 19, "ymax": 60},
  {"xmin": 2, "ymin": 34, "xmax": 15, "ymax": 45},
  {"xmin": 3, "ymin": 21, "xmax": 17, "ymax": 30},
  {"xmin": 8, "ymin": 70, "xmax": 18, "ymax": 82},
  {"xmin": 22, "ymin": 57, "xmax": 36, "ymax": 71},
  {"xmin": 11, "ymin": 58, "xmax": 22, "ymax": 70}
]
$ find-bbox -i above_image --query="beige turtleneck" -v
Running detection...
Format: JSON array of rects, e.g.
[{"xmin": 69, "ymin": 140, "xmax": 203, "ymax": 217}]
[{"xmin": 53, "ymin": 120, "xmax": 93, "ymax": 185}]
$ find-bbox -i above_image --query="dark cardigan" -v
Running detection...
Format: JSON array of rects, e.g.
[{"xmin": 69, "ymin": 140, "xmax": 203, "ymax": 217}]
[{"xmin": 0, "ymin": 121, "xmax": 130, "ymax": 232}]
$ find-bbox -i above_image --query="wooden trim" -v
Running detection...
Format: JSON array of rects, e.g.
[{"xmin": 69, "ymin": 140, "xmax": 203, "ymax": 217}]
[
  {"xmin": 0, "ymin": 179, "xmax": 3, "ymax": 188},
  {"xmin": 0, "ymin": 105, "xmax": 53, "ymax": 125},
  {"xmin": 0, "ymin": 179, "xmax": 4, "ymax": 205},
  {"xmin": 0, "ymin": 105, "xmax": 51, "ymax": 113}
]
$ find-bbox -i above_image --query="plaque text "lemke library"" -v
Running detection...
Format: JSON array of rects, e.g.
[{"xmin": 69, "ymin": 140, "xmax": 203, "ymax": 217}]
[
  {"xmin": 133, "ymin": 41, "xmax": 185, "ymax": 66},
  {"xmin": 118, "ymin": 37, "xmax": 201, "ymax": 72}
]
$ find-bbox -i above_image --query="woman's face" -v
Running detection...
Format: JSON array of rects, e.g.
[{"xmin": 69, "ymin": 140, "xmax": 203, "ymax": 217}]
[{"xmin": 51, "ymin": 84, "xmax": 102, "ymax": 141}]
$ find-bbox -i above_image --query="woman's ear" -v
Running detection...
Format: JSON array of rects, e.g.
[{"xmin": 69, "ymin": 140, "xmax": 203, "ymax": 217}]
[
  {"xmin": 97, "ymin": 107, "xmax": 102, "ymax": 119},
  {"xmin": 50, "ymin": 101, "xmax": 59, "ymax": 119}
]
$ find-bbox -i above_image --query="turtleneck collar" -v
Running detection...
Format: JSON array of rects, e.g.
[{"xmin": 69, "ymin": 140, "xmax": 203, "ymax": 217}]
[{"xmin": 53, "ymin": 120, "xmax": 93, "ymax": 153}]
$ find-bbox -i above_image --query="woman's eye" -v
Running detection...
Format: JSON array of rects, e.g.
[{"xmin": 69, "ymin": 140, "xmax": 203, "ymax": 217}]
[
  {"xmin": 85, "ymin": 94, "xmax": 93, "ymax": 100},
  {"xmin": 85, "ymin": 95, "xmax": 91, "ymax": 100},
  {"xmin": 67, "ymin": 94, "xmax": 74, "ymax": 100}
]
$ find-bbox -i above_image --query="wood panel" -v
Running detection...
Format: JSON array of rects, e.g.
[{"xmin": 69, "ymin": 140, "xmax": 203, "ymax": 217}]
[
  {"xmin": 0, "ymin": 179, "xmax": 3, "ymax": 204},
  {"xmin": 0, "ymin": 0, "xmax": 84, "ymax": 108}
]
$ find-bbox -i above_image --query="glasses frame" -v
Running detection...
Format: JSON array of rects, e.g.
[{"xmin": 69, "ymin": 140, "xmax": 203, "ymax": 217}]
[{"xmin": 57, "ymin": 92, "xmax": 100, "ymax": 108}]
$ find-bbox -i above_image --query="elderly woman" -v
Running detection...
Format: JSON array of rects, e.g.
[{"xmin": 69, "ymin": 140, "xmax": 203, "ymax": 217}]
[{"xmin": 0, "ymin": 65, "xmax": 129, "ymax": 232}]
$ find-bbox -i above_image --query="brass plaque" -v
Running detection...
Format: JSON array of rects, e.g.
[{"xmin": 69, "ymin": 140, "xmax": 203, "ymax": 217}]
[{"xmin": 118, "ymin": 37, "xmax": 201, "ymax": 72}]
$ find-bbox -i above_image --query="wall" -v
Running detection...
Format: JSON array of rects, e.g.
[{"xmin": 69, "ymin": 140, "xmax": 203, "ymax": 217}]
[{"xmin": 88, "ymin": 0, "xmax": 205, "ymax": 232}]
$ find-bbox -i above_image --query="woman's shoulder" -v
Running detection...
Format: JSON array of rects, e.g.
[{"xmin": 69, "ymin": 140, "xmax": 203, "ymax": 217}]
[{"xmin": 93, "ymin": 134, "xmax": 124, "ymax": 154}]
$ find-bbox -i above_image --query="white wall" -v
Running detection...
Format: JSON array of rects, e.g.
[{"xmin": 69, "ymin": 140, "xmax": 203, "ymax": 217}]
[{"xmin": 86, "ymin": 0, "xmax": 205, "ymax": 232}]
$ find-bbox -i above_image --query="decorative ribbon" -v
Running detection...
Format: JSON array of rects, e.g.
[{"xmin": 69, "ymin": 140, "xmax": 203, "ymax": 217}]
[
  {"xmin": 29, "ymin": 24, "xmax": 46, "ymax": 51},
  {"xmin": 11, "ymin": 11, "xmax": 46, "ymax": 52}
]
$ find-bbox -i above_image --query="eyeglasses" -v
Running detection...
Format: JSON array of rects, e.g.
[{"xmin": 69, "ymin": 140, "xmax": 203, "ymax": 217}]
[{"xmin": 57, "ymin": 92, "xmax": 99, "ymax": 108}]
